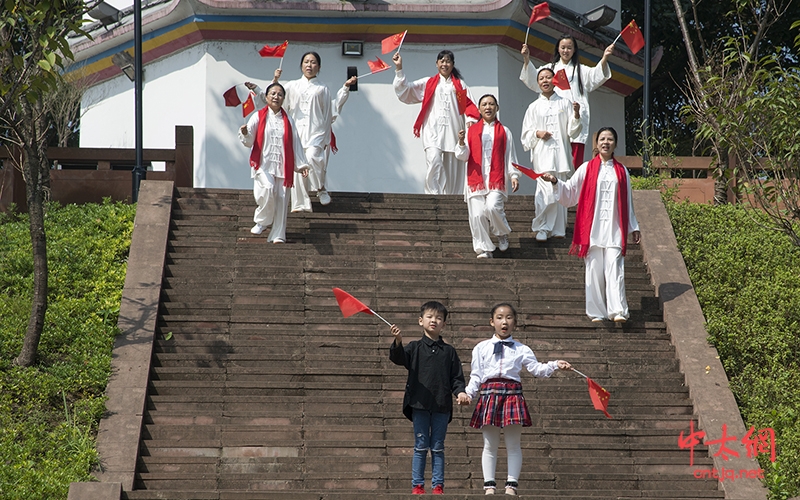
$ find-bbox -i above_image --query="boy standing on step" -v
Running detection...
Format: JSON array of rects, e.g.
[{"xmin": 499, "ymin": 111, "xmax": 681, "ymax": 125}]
[{"xmin": 389, "ymin": 301, "xmax": 470, "ymax": 495}]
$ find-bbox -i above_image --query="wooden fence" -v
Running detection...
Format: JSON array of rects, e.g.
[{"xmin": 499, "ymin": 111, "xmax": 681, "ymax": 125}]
[{"xmin": 0, "ymin": 126, "xmax": 192, "ymax": 212}]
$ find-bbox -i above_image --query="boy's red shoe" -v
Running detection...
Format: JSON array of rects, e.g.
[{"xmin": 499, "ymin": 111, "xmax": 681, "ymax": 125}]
[
  {"xmin": 432, "ymin": 484, "xmax": 444, "ymax": 494},
  {"xmin": 412, "ymin": 485, "xmax": 425, "ymax": 495}
]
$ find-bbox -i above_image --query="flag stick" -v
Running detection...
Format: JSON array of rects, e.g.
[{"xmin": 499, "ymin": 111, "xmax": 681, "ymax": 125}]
[
  {"xmin": 397, "ymin": 30, "xmax": 407, "ymax": 55},
  {"xmin": 279, "ymin": 56, "xmax": 284, "ymax": 71},
  {"xmin": 525, "ymin": 25, "xmax": 531, "ymax": 46},
  {"xmin": 369, "ymin": 309, "xmax": 393, "ymax": 327},
  {"xmin": 612, "ymin": 31, "xmax": 622, "ymax": 45},
  {"xmin": 572, "ymin": 369, "xmax": 589, "ymax": 379},
  {"xmin": 356, "ymin": 71, "xmax": 375, "ymax": 79}
]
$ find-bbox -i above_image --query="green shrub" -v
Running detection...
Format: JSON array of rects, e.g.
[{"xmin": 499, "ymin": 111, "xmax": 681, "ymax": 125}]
[
  {"xmin": 668, "ymin": 201, "xmax": 800, "ymax": 500},
  {"xmin": 0, "ymin": 200, "xmax": 135, "ymax": 500}
]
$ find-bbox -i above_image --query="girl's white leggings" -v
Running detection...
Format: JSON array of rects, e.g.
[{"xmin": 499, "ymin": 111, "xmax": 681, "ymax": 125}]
[{"xmin": 481, "ymin": 424, "xmax": 523, "ymax": 482}]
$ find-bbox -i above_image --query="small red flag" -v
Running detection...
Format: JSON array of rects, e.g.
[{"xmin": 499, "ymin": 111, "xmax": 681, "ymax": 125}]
[
  {"xmin": 367, "ymin": 56, "xmax": 391, "ymax": 74},
  {"xmin": 620, "ymin": 20, "xmax": 645, "ymax": 55},
  {"xmin": 587, "ymin": 377, "xmax": 612, "ymax": 418},
  {"xmin": 381, "ymin": 31, "xmax": 407, "ymax": 54},
  {"xmin": 332, "ymin": 288, "xmax": 375, "ymax": 318},
  {"xmin": 455, "ymin": 89, "xmax": 479, "ymax": 120},
  {"xmin": 551, "ymin": 68, "xmax": 570, "ymax": 90},
  {"xmin": 528, "ymin": 2, "xmax": 550, "ymax": 25},
  {"xmin": 223, "ymin": 86, "xmax": 241, "ymax": 107},
  {"xmin": 242, "ymin": 93, "xmax": 255, "ymax": 117},
  {"xmin": 512, "ymin": 163, "xmax": 543, "ymax": 180},
  {"xmin": 259, "ymin": 40, "xmax": 288, "ymax": 58}
]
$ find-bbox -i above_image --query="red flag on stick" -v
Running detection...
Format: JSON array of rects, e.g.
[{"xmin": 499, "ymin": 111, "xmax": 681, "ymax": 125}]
[
  {"xmin": 381, "ymin": 31, "xmax": 407, "ymax": 54},
  {"xmin": 455, "ymin": 89, "xmax": 479, "ymax": 120},
  {"xmin": 551, "ymin": 68, "xmax": 570, "ymax": 90},
  {"xmin": 333, "ymin": 288, "xmax": 373, "ymax": 317},
  {"xmin": 620, "ymin": 20, "xmax": 645, "ymax": 54},
  {"xmin": 512, "ymin": 163, "xmax": 543, "ymax": 180},
  {"xmin": 528, "ymin": 2, "xmax": 551, "ymax": 25},
  {"xmin": 241, "ymin": 94, "xmax": 256, "ymax": 117},
  {"xmin": 367, "ymin": 57, "xmax": 391, "ymax": 74},
  {"xmin": 223, "ymin": 86, "xmax": 241, "ymax": 107},
  {"xmin": 259, "ymin": 40, "xmax": 288, "ymax": 58},
  {"xmin": 587, "ymin": 377, "xmax": 612, "ymax": 418}
]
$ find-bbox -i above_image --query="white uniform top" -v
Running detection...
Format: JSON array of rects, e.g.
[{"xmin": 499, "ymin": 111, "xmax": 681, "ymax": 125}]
[
  {"xmin": 394, "ymin": 71, "xmax": 478, "ymax": 152},
  {"xmin": 256, "ymin": 77, "xmax": 350, "ymax": 150},
  {"xmin": 465, "ymin": 336, "xmax": 559, "ymax": 399},
  {"xmin": 238, "ymin": 109, "xmax": 309, "ymax": 179},
  {"xmin": 520, "ymin": 59, "xmax": 611, "ymax": 144},
  {"xmin": 454, "ymin": 120, "xmax": 520, "ymax": 199},
  {"xmin": 521, "ymin": 93, "xmax": 582, "ymax": 175},
  {"xmin": 555, "ymin": 158, "xmax": 640, "ymax": 249}
]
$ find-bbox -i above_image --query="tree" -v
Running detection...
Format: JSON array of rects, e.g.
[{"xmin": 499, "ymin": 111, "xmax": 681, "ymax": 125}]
[
  {"xmin": 0, "ymin": 0, "xmax": 93, "ymax": 366},
  {"xmin": 671, "ymin": 0, "xmax": 800, "ymax": 245}
]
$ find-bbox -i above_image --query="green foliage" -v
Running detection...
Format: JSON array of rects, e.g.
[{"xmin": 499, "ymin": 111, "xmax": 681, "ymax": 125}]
[
  {"xmin": 631, "ymin": 172, "xmax": 681, "ymax": 204},
  {"xmin": 0, "ymin": 200, "xmax": 135, "ymax": 499},
  {"xmin": 668, "ymin": 202, "xmax": 800, "ymax": 499}
]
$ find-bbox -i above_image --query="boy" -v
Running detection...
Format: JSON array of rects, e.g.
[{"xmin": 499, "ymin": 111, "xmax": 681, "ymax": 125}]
[
  {"xmin": 520, "ymin": 67, "xmax": 581, "ymax": 241},
  {"xmin": 389, "ymin": 301, "xmax": 469, "ymax": 495}
]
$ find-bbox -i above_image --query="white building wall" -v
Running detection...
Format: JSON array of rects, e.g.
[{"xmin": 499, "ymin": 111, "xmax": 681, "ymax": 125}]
[{"xmin": 80, "ymin": 38, "xmax": 626, "ymax": 193}]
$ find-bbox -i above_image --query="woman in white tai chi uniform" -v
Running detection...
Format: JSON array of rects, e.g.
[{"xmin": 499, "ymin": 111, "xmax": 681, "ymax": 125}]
[
  {"xmin": 541, "ymin": 126, "xmax": 640, "ymax": 322},
  {"xmin": 249, "ymin": 52, "xmax": 355, "ymax": 212},
  {"xmin": 393, "ymin": 49, "xmax": 479, "ymax": 195},
  {"xmin": 520, "ymin": 34, "xmax": 613, "ymax": 167},
  {"xmin": 239, "ymin": 83, "xmax": 309, "ymax": 243},
  {"xmin": 521, "ymin": 67, "xmax": 581, "ymax": 242},
  {"xmin": 455, "ymin": 94, "xmax": 519, "ymax": 259}
]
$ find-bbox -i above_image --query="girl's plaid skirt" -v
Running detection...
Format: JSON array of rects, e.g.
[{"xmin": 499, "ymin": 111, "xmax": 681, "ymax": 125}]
[{"xmin": 470, "ymin": 378, "xmax": 532, "ymax": 429}]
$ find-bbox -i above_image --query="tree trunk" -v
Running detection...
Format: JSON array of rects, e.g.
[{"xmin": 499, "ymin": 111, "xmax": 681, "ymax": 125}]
[{"xmin": 13, "ymin": 119, "xmax": 49, "ymax": 367}]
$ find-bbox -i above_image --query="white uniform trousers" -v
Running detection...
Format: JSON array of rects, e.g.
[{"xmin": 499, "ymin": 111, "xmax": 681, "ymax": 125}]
[
  {"xmin": 584, "ymin": 246, "xmax": 629, "ymax": 320},
  {"xmin": 290, "ymin": 145, "xmax": 329, "ymax": 212},
  {"xmin": 531, "ymin": 173, "xmax": 567, "ymax": 237},
  {"xmin": 424, "ymin": 147, "xmax": 465, "ymax": 195},
  {"xmin": 468, "ymin": 191, "xmax": 512, "ymax": 254},
  {"xmin": 253, "ymin": 169, "xmax": 289, "ymax": 243}
]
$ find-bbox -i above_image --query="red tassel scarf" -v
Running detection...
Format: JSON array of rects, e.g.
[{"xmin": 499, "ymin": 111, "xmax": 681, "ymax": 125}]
[
  {"xmin": 466, "ymin": 120, "xmax": 507, "ymax": 193},
  {"xmin": 249, "ymin": 107, "xmax": 295, "ymax": 188},
  {"xmin": 413, "ymin": 74, "xmax": 477, "ymax": 137},
  {"xmin": 570, "ymin": 155, "xmax": 629, "ymax": 258}
]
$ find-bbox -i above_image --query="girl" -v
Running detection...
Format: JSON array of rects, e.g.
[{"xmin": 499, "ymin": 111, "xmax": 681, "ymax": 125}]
[
  {"xmin": 466, "ymin": 303, "xmax": 572, "ymax": 495},
  {"xmin": 455, "ymin": 94, "xmax": 520, "ymax": 259},
  {"xmin": 541, "ymin": 127, "xmax": 641, "ymax": 322},
  {"xmin": 520, "ymin": 35, "xmax": 614, "ymax": 167},
  {"xmin": 238, "ymin": 83, "xmax": 309, "ymax": 243},
  {"xmin": 520, "ymin": 68, "xmax": 581, "ymax": 241},
  {"xmin": 393, "ymin": 50, "xmax": 479, "ymax": 195},
  {"xmin": 248, "ymin": 52, "xmax": 356, "ymax": 212}
]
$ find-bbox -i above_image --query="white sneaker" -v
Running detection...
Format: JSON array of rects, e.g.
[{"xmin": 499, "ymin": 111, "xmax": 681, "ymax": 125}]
[
  {"xmin": 498, "ymin": 234, "xmax": 509, "ymax": 252},
  {"xmin": 591, "ymin": 317, "xmax": 604, "ymax": 323},
  {"xmin": 613, "ymin": 314, "xmax": 627, "ymax": 323},
  {"xmin": 318, "ymin": 190, "xmax": 331, "ymax": 205},
  {"xmin": 250, "ymin": 223, "xmax": 264, "ymax": 235},
  {"xmin": 272, "ymin": 238, "xmax": 285, "ymax": 244},
  {"xmin": 535, "ymin": 231, "xmax": 547, "ymax": 242},
  {"xmin": 477, "ymin": 251, "xmax": 493, "ymax": 259}
]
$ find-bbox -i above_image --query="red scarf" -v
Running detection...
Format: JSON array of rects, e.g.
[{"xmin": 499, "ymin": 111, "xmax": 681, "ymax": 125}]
[
  {"xmin": 570, "ymin": 155, "xmax": 629, "ymax": 258},
  {"xmin": 466, "ymin": 120, "xmax": 506, "ymax": 192},
  {"xmin": 413, "ymin": 74, "xmax": 477, "ymax": 137},
  {"xmin": 249, "ymin": 107, "xmax": 295, "ymax": 188}
]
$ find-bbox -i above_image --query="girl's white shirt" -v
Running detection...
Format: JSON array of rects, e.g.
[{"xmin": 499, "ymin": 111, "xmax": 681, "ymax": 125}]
[{"xmin": 465, "ymin": 336, "xmax": 559, "ymax": 398}]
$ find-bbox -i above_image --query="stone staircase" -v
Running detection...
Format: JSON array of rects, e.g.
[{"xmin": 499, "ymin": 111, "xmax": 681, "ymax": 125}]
[{"xmin": 122, "ymin": 188, "xmax": 724, "ymax": 499}]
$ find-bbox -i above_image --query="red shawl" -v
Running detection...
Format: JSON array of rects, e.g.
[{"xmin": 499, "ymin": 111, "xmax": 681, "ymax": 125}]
[
  {"xmin": 249, "ymin": 107, "xmax": 295, "ymax": 188},
  {"xmin": 466, "ymin": 120, "xmax": 506, "ymax": 192},
  {"xmin": 413, "ymin": 75, "xmax": 478, "ymax": 137},
  {"xmin": 570, "ymin": 155, "xmax": 630, "ymax": 258}
]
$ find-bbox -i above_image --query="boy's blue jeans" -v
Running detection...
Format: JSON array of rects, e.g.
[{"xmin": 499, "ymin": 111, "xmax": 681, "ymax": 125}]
[{"xmin": 411, "ymin": 409, "xmax": 449, "ymax": 487}]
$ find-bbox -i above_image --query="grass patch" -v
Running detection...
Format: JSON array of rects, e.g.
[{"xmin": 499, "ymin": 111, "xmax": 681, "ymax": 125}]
[
  {"xmin": 668, "ymin": 202, "xmax": 800, "ymax": 500},
  {"xmin": 0, "ymin": 200, "xmax": 136, "ymax": 500}
]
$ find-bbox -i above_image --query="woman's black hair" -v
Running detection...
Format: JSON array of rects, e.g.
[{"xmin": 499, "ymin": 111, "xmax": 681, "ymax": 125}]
[
  {"xmin": 265, "ymin": 82, "xmax": 286, "ymax": 97},
  {"xmin": 478, "ymin": 94, "xmax": 498, "ymax": 107},
  {"xmin": 491, "ymin": 303, "xmax": 517, "ymax": 319},
  {"xmin": 537, "ymin": 67, "xmax": 555, "ymax": 78},
  {"xmin": 436, "ymin": 50, "xmax": 463, "ymax": 80},
  {"xmin": 550, "ymin": 34, "xmax": 584, "ymax": 95},
  {"xmin": 300, "ymin": 51, "xmax": 321, "ymax": 69}
]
